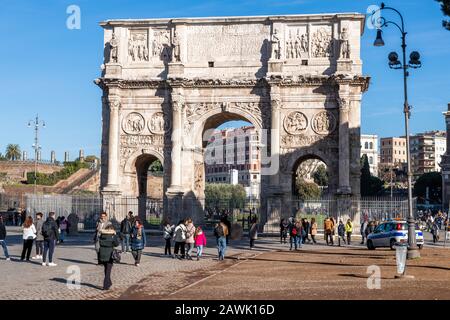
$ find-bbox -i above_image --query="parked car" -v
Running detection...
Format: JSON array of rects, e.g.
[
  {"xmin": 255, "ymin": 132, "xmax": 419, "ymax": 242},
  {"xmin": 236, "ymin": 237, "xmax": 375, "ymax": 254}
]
[{"xmin": 367, "ymin": 220, "xmax": 424, "ymax": 250}]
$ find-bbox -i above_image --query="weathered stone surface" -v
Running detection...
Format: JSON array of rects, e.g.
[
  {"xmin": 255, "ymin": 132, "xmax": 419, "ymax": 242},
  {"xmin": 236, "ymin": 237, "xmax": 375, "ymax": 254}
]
[{"xmin": 96, "ymin": 13, "xmax": 370, "ymax": 226}]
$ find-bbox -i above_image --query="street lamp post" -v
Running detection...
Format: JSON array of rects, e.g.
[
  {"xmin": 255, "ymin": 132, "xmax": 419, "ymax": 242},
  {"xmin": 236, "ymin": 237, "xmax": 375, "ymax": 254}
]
[
  {"xmin": 371, "ymin": 3, "xmax": 422, "ymax": 259},
  {"xmin": 28, "ymin": 115, "xmax": 46, "ymax": 194}
]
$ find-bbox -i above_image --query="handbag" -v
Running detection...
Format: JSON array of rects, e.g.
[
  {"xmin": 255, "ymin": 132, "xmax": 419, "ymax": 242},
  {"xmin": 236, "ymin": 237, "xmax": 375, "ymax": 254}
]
[{"xmin": 111, "ymin": 249, "xmax": 121, "ymax": 264}]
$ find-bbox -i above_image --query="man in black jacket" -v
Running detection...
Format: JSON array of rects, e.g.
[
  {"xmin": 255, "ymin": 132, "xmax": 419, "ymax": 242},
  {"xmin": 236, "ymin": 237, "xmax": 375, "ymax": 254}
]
[
  {"xmin": 120, "ymin": 211, "xmax": 133, "ymax": 253},
  {"xmin": 42, "ymin": 212, "xmax": 59, "ymax": 267},
  {"xmin": 0, "ymin": 216, "xmax": 10, "ymax": 261}
]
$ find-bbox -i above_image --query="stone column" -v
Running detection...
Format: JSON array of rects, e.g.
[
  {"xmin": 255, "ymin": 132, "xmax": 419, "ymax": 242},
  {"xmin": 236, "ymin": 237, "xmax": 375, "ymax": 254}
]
[
  {"xmin": 105, "ymin": 97, "xmax": 121, "ymax": 191},
  {"xmin": 441, "ymin": 104, "xmax": 450, "ymax": 209},
  {"xmin": 337, "ymin": 95, "xmax": 351, "ymax": 195},
  {"xmin": 270, "ymin": 93, "xmax": 281, "ymax": 187},
  {"xmin": 170, "ymin": 94, "xmax": 183, "ymax": 189}
]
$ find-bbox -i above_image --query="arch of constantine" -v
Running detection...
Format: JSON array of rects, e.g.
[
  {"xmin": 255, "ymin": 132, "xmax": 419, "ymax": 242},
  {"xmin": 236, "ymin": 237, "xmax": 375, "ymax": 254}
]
[{"xmin": 95, "ymin": 13, "xmax": 370, "ymax": 227}]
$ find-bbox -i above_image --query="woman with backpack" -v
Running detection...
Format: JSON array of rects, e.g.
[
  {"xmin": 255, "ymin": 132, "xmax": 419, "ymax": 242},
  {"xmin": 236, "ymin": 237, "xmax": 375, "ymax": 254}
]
[
  {"xmin": 163, "ymin": 219, "xmax": 174, "ymax": 257},
  {"xmin": 21, "ymin": 216, "xmax": 36, "ymax": 261},
  {"xmin": 97, "ymin": 224, "xmax": 119, "ymax": 290},
  {"xmin": 173, "ymin": 220, "xmax": 187, "ymax": 259},
  {"xmin": 130, "ymin": 218, "xmax": 146, "ymax": 266},
  {"xmin": 194, "ymin": 226, "xmax": 206, "ymax": 261},
  {"xmin": 289, "ymin": 220, "xmax": 301, "ymax": 251},
  {"xmin": 185, "ymin": 218, "xmax": 196, "ymax": 260}
]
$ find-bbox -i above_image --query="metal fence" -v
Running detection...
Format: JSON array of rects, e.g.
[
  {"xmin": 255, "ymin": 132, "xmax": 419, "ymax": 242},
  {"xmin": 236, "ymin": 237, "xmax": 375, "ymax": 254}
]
[
  {"xmin": 263, "ymin": 196, "xmax": 416, "ymax": 234},
  {"xmin": 23, "ymin": 193, "xmax": 417, "ymax": 233}
]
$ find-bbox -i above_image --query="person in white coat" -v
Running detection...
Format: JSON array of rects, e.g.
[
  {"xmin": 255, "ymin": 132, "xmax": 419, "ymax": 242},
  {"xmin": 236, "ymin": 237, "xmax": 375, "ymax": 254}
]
[{"xmin": 21, "ymin": 216, "xmax": 36, "ymax": 261}]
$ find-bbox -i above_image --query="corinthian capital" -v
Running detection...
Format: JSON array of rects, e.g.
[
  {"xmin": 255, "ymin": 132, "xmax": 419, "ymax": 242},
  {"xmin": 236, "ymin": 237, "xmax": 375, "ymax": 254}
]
[
  {"xmin": 172, "ymin": 94, "xmax": 185, "ymax": 112},
  {"xmin": 337, "ymin": 97, "xmax": 350, "ymax": 111},
  {"xmin": 108, "ymin": 97, "xmax": 121, "ymax": 110},
  {"xmin": 271, "ymin": 94, "xmax": 282, "ymax": 111}
]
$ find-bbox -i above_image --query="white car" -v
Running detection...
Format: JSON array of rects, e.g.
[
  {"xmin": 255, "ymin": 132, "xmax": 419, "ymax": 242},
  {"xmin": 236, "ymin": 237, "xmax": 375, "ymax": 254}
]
[{"xmin": 367, "ymin": 220, "xmax": 424, "ymax": 250}]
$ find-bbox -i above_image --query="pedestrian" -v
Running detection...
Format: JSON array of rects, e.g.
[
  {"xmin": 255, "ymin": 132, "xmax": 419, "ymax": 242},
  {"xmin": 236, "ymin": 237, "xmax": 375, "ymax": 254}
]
[
  {"xmin": 194, "ymin": 226, "xmax": 206, "ymax": 261},
  {"xmin": 324, "ymin": 216, "xmax": 334, "ymax": 246},
  {"xmin": 41, "ymin": 212, "xmax": 59, "ymax": 267},
  {"xmin": 280, "ymin": 218, "xmax": 289, "ymax": 244},
  {"xmin": 337, "ymin": 220, "xmax": 346, "ymax": 246},
  {"xmin": 365, "ymin": 221, "xmax": 375, "ymax": 239},
  {"xmin": 360, "ymin": 219, "xmax": 368, "ymax": 244},
  {"xmin": 58, "ymin": 216, "xmax": 68, "ymax": 244},
  {"xmin": 301, "ymin": 218, "xmax": 311, "ymax": 244},
  {"xmin": 431, "ymin": 220, "xmax": 440, "ymax": 243},
  {"xmin": 249, "ymin": 218, "xmax": 258, "ymax": 249},
  {"xmin": 94, "ymin": 212, "xmax": 112, "ymax": 254},
  {"xmin": 222, "ymin": 214, "xmax": 232, "ymax": 245},
  {"xmin": 214, "ymin": 218, "xmax": 229, "ymax": 260},
  {"xmin": 173, "ymin": 220, "xmax": 187, "ymax": 259},
  {"xmin": 120, "ymin": 211, "xmax": 133, "ymax": 253},
  {"xmin": 32, "ymin": 212, "xmax": 44, "ymax": 260},
  {"xmin": 130, "ymin": 218, "xmax": 146, "ymax": 266},
  {"xmin": 310, "ymin": 217, "xmax": 318, "ymax": 244},
  {"xmin": 0, "ymin": 216, "xmax": 11, "ymax": 261},
  {"xmin": 345, "ymin": 219, "xmax": 353, "ymax": 245},
  {"xmin": 162, "ymin": 219, "xmax": 174, "ymax": 256},
  {"xmin": 185, "ymin": 218, "xmax": 196, "ymax": 260},
  {"xmin": 289, "ymin": 220, "xmax": 301, "ymax": 250},
  {"xmin": 97, "ymin": 224, "xmax": 119, "ymax": 290},
  {"xmin": 330, "ymin": 217, "xmax": 336, "ymax": 242},
  {"xmin": 21, "ymin": 216, "xmax": 36, "ymax": 261}
]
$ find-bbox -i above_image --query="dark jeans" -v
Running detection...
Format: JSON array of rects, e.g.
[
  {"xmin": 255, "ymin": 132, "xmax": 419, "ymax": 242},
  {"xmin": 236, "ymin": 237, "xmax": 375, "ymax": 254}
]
[
  {"xmin": 0, "ymin": 240, "xmax": 10, "ymax": 258},
  {"xmin": 21, "ymin": 239, "xmax": 34, "ymax": 260},
  {"xmin": 35, "ymin": 240, "xmax": 44, "ymax": 255},
  {"xmin": 280, "ymin": 231, "xmax": 287, "ymax": 244},
  {"xmin": 121, "ymin": 234, "xmax": 130, "ymax": 252},
  {"xmin": 164, "ymin": 238, "xmax": 172, "ymax": 255},
  {"xmin": 132, "ymin": 249, "xmax": 142, "ymax": 264},
  {"xmin": 43, "ymin": 239, "xmax": 56, "ymax": 263},
  {"xmin": 102, "ymin": 262, "xmax": 113, "ymax": 289},
  {"xmin": 311, "ymin": 235, "xmax": 317, "ymax": 244},
  {"xmin": 325, "ymin": 232, "xmax": 334, "ymax": 245},
  {"xmin": 346, "ymin": 232, "xmax": 352, "ymax": 245},
  {"xmin": 174, "ymin": 241, "xmax": 185, "ymax": 257},
  {"xmin": 250, "ymin": 238, "xmax": 255, "ymax": 248},
  {"xmin": 338, "ymin": 235, "xmax": 346, "ymax": 246}
]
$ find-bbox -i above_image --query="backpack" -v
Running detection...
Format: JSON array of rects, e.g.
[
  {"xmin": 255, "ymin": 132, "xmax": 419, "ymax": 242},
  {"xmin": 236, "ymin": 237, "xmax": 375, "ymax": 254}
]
[
  {"xmin": 41, "ymin": 221, "xmax": 51, "ymax": 238},
  {"xmin": 214, "ymin": 224, "xmax": 225, "ymax": 237},
  {"xmin": 291, "ymin": 227, "xmax": 298, "ymax": 236}
]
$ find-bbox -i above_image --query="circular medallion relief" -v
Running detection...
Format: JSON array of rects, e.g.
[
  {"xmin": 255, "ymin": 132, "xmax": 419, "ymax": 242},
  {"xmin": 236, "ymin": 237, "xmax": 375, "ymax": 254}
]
[
  {"xmin": 311, "ymin": 111, "xmax": 337, "ymax": 135},
  {"xmin": 284, "ymin": 112, "xmax": 308, "ymax": 135},
  {"xmin": 122, "ymin": 112, "xmax": 145, "ymax": 134},
  {"xmin": 148, "ymin": 112, "xmax": 169, "ymax": 134}
]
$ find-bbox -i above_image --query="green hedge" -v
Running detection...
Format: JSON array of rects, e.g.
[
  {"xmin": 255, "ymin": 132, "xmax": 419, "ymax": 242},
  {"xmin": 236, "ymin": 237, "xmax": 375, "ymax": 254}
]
[{"xmin": 26, "ymin": 161, "xmax": 90, "ymax": 186}]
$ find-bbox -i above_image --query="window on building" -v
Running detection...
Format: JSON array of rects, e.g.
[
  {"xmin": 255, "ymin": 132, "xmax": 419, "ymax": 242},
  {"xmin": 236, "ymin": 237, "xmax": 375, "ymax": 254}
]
[
  {"xmin": 364, "ymin": 142, "xmax": 368, "ymax": 149},
  {"xmin": 369, "ymin": 142, "xmax": 373, "ymax": 149},
  {"xmin": 369, "ymin": 157, "xmax": 373, "ymax": 164}
]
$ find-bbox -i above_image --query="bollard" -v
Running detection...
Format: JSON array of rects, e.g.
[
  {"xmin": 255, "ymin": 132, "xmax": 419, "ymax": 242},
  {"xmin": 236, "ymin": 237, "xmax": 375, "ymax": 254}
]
[{"xmin": 394, "ymin": 243, "xmax": 414, "ymax": 279}]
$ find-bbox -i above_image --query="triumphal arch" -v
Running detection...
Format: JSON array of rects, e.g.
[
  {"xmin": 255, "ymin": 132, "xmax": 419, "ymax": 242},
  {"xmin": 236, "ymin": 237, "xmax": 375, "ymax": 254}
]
[{"xmin": 95, "ymin": 13, "xmax": 370, "ymax": 226}]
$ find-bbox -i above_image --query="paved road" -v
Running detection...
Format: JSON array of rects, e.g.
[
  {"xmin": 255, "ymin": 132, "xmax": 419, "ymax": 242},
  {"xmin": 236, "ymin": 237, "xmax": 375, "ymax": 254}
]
[{"xmin": 0, "ymin": 227, "xmax": 448, "ymax": 300}]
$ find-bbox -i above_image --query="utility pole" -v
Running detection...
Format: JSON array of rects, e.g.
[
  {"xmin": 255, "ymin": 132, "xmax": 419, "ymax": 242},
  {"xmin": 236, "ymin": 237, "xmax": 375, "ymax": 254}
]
[{"xmin": 28, "ymin": 115, "xmax": 45, "ymax": 194}]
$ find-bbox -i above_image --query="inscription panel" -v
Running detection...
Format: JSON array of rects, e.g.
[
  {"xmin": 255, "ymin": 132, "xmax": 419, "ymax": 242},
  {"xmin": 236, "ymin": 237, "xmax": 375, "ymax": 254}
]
[{"xmin": 186, "ymin": 24, "xmax": 269, "ymax": 62}]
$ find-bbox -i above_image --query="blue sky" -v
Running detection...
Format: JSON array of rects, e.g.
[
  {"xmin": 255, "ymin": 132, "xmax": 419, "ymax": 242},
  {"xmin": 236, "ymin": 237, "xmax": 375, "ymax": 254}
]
[{"xmin": 0, "ymin": 0, "xmax": 449, "ymax": 160}]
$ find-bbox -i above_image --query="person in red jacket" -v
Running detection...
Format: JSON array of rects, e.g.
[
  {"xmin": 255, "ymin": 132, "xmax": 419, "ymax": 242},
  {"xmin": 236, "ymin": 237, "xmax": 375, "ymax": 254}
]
[{"xmin": 194, "ymin": 226, "xmax": 207, "ymax": 261}]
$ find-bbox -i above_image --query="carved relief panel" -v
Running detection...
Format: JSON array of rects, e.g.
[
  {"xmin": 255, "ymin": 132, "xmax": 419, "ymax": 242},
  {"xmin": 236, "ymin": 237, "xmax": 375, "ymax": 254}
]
[
  {"xmin": 128, "ymin": 30, "xmax": 149, "ymax": 62},
  {"xmin": 285, "ymin": 25, "xmax": 308, "ymax": 60},
  {"xmin": 122, "ymin": 112, "xmax": 146, "ymax": 134},
  {"xmin": 151, "ymin": 29, "xmax": 171, "ymax": 63},
  {"xmin": 310, "ymin": 25, "xmax": 334, "ymax": 58}
]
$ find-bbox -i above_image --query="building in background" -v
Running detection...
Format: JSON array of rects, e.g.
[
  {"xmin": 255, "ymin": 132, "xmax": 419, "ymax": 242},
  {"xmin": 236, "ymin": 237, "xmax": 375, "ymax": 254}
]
[
  {"xmin": 380, "ymin": 137, "xmax": 407, "ymax": 165},
  {"xmin": 205, "ymin": 126, "xmax": 260, "ymax": 199},
  {"xmin": 410, "ymin": 130, "xmax": 446, "ymax": 176},
  {"xmin": 361, "ymin": 134, "xmax": 378, "ymax": 176}
]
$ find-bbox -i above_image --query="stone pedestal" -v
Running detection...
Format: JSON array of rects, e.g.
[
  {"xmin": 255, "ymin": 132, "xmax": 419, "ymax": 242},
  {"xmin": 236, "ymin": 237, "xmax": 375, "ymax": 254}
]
[
  {"xmin": 105, "ymin": 63, "xmax": 122, "ymax": 78},
  {"xmin": 268, "ymin": 60, "xmax": 284, "ymax": 75},
  {"xmin": 166, "ymin": 189, "xmax": 184, "ymax": 224},
  {"xmin": 168, "ymin": 62, "xmax": 184, "ymax": 77},
  {"xmin": 336, "ymin": 59, "xmax": 353, "ymax": 73}
]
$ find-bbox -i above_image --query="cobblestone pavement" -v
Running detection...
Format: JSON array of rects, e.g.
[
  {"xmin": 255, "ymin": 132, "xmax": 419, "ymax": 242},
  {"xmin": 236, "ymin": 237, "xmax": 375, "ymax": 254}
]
[{"xmin": 0, "ymin": 227, "xmax": 448, "ymax": 300}]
